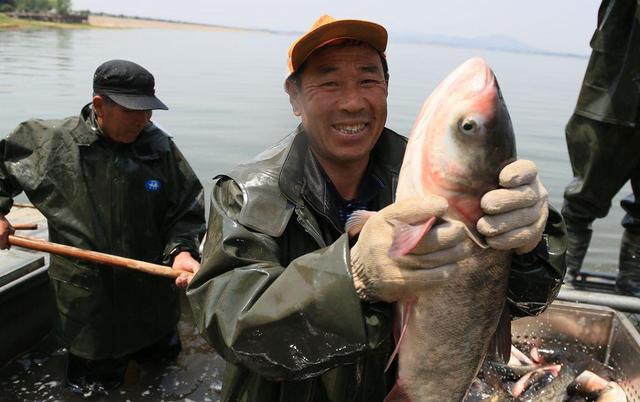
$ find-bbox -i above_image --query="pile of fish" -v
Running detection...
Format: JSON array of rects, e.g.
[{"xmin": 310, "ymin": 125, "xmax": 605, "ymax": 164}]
[{"xmin": 465, "ymin": 345, "xmax": 627, "ymax": 402}]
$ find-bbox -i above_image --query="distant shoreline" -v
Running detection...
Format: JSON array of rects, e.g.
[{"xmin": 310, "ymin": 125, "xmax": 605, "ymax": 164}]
[
  {"xmin": 0, "ymin": 12, "xmax": 586, "ymax": 59},
  {"xmin": 87, "ymin": 14, "xmax": 250, "ymax": 32},
  {"xmin": 0, "ymin": 12, "xmax": 283, "ymax": 34}
]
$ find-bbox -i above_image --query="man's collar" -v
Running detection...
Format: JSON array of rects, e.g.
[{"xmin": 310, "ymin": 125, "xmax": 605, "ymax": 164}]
[
  {"xmin": 304, "ymin": 152, "xmax": 385, "ymax": 227},
  {"xmin": 71, "ymin": 103, "xmax": 157, "ymax": 155},
  {"xmin": 69, "ymin": 103, "xmax": 102, "ymax": 146},
  {"xmin": 278, "ymin": 124, "xmax": 309, "ymax": 204}
]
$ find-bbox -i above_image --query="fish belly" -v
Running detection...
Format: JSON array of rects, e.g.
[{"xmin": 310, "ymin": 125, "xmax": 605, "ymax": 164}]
[{"xmin": 387, "ymin": 249, "xmax": 511, "ymax": 402}]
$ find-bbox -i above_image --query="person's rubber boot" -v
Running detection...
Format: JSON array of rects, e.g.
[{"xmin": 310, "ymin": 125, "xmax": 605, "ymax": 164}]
[
  {"xmin": 615, "ymin": 230, "xmax": 640, "ymax": 297},
  {"xmin": 564, "ymin": 225, "xmax": 593, "ymax": 284}
]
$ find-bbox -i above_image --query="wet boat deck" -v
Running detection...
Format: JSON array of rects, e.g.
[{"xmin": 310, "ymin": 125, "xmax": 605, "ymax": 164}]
[
  {"xmin": 0, "ymin": 205, "xmax": 48, "ymax": 287},
  {"xmin": 0, "ymin": 205, "xmax": 226, "ymax": 401},
  {"xmin": 0, "ymin": 295, "xmax": 226, "ymax": 401}
]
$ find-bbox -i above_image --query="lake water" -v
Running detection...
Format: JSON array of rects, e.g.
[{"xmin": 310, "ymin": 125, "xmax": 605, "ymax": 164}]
[
  {"xmin": 0, "ymin": 27, "xmax": 631, "ymax": 269},
  {"xmin": 0, "ymin": 27, "xmax": 634, "ymax": 401}
]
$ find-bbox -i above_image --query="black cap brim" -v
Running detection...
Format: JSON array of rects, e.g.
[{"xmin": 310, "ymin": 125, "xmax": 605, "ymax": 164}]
[{"xmin": 106, "ymin": 93, "xmax": 168, "ymax": 111}]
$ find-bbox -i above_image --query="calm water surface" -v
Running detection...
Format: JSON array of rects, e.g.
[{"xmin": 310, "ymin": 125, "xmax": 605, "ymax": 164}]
[{"xmin": 0, "ymin": 27, "xmax": 633, "ymax": 400}]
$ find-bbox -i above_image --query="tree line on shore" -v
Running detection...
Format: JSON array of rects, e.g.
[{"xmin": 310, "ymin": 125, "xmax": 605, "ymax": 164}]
[{"xmin": 0, "ymin": 0, "xmax": 73, "ymax": 15}]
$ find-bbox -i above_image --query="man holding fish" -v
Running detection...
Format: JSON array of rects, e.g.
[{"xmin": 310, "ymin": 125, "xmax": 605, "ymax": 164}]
[{"xmin": 187, "ymin": 15, "xmax": 566, "ymax": 402}]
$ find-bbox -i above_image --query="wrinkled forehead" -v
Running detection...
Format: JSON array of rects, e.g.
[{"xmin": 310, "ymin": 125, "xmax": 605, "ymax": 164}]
[
  {"xmin": 303, "ymin": 40, "xmax": 381, "ymax": 68},
  {"xmin": 302, "ymin": 42, "xmax": 384, "ymax": 75}
]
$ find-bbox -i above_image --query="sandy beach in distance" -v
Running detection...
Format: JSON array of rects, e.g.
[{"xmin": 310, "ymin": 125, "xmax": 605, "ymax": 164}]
[
  {"xmin": 87, "ymin": 15, "xmax": 248, "ymax": 32},
  {"xmin": 0, "ymin": 13, "xmax": 263, "ymax": 32}
]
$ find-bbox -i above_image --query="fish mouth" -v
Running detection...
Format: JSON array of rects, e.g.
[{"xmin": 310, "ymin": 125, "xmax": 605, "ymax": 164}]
[{"xmin": 332, "ymin": 122, "xmax": 369, "ymax": 136}]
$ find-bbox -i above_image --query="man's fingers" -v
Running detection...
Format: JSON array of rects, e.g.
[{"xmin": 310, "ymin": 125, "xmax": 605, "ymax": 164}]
[
  {"xmin": 381, "ymin": 195, "xmax": 449, "ymax": 224},
  {"xmin": 499, "ymin": 160, "xmax": 538, "ymax": 188},
  {"xmin": 481, "ymin": 183, "xmax": 543, "ymax": 215},
  {"xmin": 179, "ymin": 262, "xmax": 197, "ymax": 274},
  {"xmin": 189, "ymin": 263, "xmax": 200, "ymax": 276},
  {"xmin": 485, "ymin": 209, "xmax": 547, "ymax": 252},
  {"xmin": 172, "ymin": 252, "xmax": 200, "ymax": 274},
  {"xmin": 477, "ymin": 200, "xmax": 543, "ymax": 237},
  {"xmin": 411, "ymin": 220, "xmax": 467, "ymax": 254},
  {"xmin": 175, "ymin": 273, "xmax": 190, "ymax": 289},
  {"xmin": 395, "ymin": 240, "xmax": 474, "ymax": 270},
  {"xmin": 0, "ymin": 217, "xmax": 12, "ymax": 250}
]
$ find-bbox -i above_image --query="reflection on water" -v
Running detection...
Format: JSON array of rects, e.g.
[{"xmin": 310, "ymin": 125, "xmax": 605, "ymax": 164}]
[{"xmin": 0, "ymin": 296, "xmax": 225, "ymax": 402}]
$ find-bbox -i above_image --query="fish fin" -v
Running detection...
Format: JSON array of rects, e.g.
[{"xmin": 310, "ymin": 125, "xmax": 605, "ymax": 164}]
[
  {"xmin": 488, "ymin": 307, "xmax": 512, "ymax": 363},
  {"xmin": 384, "ymin": 380, "xmax": 411, "ymax": 402},
  {"xmin": 388, "ymin": 216, "xmax": 437, "ymax": 258},
  {"xmin": 385, "ymin": 298, "xmax": 415, "ymax": 373},
  {"xmin": 463, "ymin": 225, "xmax": 490, "ymax": 249},
  {"xmin": 345, "ymin": 210, "xmax": 376, "ymax": 238}
]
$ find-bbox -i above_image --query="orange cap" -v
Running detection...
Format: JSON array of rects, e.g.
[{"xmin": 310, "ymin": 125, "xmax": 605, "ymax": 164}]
[{"xmin": 287, "ymin": 14, "xmax": 388, "ymax": 75}]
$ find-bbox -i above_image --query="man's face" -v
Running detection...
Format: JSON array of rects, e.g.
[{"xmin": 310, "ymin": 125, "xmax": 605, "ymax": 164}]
[
  {"xmin": 93, "ymin": 96, "xmax": 152, "ymax": 144},
  {"xmin": 287, "ymin": 44, "xmax": 388, "ymax": 166}
]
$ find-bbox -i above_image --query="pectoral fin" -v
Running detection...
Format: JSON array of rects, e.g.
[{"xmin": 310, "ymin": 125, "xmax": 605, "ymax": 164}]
[
  {"xmin": 463, "ymin": 226, "xmax": 490, "ymax": 249},
  {"xmin": 388, "ymin": 216, "xmax": 437, "ymax": 258},
  {"xmin": 385, "ymin": 299, "xmax": 415, "ymax": 373},
  {"xmin": 345, "ymin": 210, "xmax": 376, "ymax": 238}
]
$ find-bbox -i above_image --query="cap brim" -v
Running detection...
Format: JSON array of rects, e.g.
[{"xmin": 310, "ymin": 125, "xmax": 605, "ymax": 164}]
[
  {"xmin": 107, "ymin": 93, "xmax": 168, "ymax": 111},
  {"xmin": 291, "ymin": 19, "xmax": 388, "ymax": 73}
]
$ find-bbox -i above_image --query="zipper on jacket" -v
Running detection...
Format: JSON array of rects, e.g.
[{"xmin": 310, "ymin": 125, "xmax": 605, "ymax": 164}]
[{"xmin": 295, "ymin": 204, "xmax": 326, "ymax": 247}]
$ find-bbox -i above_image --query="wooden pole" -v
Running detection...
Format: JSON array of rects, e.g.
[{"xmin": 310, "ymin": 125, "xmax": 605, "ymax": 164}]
[
  {"xmin": 11, "ymin": 203, "xmax": 37, "ymax": 209},
  {"xmin": 8, "ymin": 235, "xmax": 186, "ymax": 279},
  {"xmin": 13, "ymin": 223, "xmax": 38, "ymax": 230}
]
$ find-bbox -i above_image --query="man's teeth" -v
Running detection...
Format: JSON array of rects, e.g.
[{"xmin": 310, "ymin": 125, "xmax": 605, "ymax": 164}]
[{"xmin": 334, "ymin": 123, "xmax": 366, "ymax": 134}]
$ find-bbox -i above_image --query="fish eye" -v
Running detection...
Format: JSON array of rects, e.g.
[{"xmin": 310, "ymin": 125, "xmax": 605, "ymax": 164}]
[{"xmin": 459, "ymin": 119, "xmax": 478, "ymax": 134}]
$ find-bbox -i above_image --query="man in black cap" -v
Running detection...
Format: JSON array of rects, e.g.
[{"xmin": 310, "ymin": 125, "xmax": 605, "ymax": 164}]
[{"xmin": 0, "ymin": 59, "xmax": 205, "ymax": 391}]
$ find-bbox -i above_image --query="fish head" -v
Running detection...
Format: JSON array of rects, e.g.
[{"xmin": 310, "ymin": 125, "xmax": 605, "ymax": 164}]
[{"xmin": 398, "ymin": 57, "xmax": 516, "ymax": 225}]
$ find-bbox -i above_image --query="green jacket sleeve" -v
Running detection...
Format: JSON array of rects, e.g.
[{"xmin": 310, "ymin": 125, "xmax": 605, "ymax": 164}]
[
  {"xmin": 187, "ymin": 178, "xmax": 370, "ymax": 381},
  {"xmin": 507, "ymin": 206, "xmax": 567, "ymax": 317},
  {"xmin": 161, "ymin": 139, "xmax": 206, "ymax": 262}
]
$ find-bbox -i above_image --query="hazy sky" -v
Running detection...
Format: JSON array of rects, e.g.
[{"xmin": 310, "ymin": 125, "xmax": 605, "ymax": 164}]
[{"xmin": 74, "ymin": 0, "xmax": 600, "ymax": 55}]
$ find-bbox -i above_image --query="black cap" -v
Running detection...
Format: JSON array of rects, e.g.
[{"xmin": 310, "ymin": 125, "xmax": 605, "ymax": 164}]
[{"xmin": 93, "ymin": 59, "xmax": 168, "ymax": 111}]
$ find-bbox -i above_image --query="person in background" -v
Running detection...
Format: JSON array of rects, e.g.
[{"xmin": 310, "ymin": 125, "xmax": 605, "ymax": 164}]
[
  {"xmin": 0, "ymin": 59, "xmax": 205, "ymax": 392},
  {"xmin": 186, "ymin": 15, "xmax": 566, "ymax": 402},
  {"xmin": 562, "ymin": 0, "xmax": 640, "ymax": 296}
]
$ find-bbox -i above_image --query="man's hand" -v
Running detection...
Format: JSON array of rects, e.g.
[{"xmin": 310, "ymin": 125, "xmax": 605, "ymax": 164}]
[
  {"xmin": 0, "ymin": 214, "xmax": 14, "ymax": 250},
  {"xmin": 173, "ymin": 251, "xmax": 200, "ymax": 289},
  {"xmin": 350, "ymin": 196, "xmax": 474, "ymax": 303},
  {"xmin": 477, "ymin": 160, "xmax": 549, "ymax": 255}
]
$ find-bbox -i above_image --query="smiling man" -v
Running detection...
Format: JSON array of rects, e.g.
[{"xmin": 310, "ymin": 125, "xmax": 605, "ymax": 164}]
[
  {"xmin": 187, "ymin": 15, "xmax": 566, "ymax": 402},
  {"xmin": 0, "ymin": 60, "xmax": 205, "ymax": 392}
]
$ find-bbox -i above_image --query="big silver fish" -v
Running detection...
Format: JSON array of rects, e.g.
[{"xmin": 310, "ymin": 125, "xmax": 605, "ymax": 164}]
[{"xmin": 349, "ymin": 57, "xmax": 517, "ymax": 401}]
